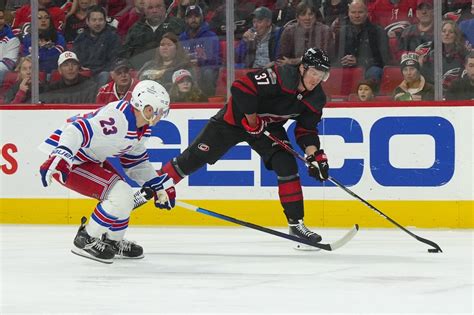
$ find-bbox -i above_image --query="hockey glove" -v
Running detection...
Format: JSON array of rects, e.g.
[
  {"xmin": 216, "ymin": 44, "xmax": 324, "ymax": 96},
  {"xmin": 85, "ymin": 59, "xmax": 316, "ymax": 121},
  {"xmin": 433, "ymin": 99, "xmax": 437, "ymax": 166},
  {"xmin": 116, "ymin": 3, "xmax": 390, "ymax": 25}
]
[
  {"xmin": 143, "ymin": 174, "xmax": 176, "ymax": 210},
  {"xmin": 40, "ymin": 146, "xmax": 74, "ymax": 187},
  {"xmin": 241, "ymin": 116, "xmax": 266, "ymax": 138},
  {"xmin": 306, "ymin": 150, "xmax": 329, "ymax": 181}
]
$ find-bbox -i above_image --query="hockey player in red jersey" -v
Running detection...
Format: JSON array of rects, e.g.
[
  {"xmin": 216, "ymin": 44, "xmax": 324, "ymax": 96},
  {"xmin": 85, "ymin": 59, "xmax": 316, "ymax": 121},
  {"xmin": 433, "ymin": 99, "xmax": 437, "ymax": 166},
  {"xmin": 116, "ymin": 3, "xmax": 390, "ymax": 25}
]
[
  {"xmin": 160, "ymin": 47, "xmax": 331, "ymax": 246},
  {"xmin": 39, "ymin": 80, "xmax": 176, "ymax": 264}
]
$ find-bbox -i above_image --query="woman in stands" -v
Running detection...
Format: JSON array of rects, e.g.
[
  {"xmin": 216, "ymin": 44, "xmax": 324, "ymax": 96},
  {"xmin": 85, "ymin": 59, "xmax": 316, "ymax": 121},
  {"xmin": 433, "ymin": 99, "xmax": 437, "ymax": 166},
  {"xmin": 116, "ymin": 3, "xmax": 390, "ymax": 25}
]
[
  {"xmin": 4, "ymin": 56, "xmax": 45, "ymax": 104},
  {"xmin": 169, "ymin": 68, "xmax": 207, "ymax": 102},
  {"xmin": 420, "ymin": 19, "xmax": 468, "ymax": 88},
  {"xmin": 138, "ymin": 32, "xmax": 194, "ymax": 90},
  {"xmin": 20, "ymin": 9, "xmax": 65, "ymax": 74}
]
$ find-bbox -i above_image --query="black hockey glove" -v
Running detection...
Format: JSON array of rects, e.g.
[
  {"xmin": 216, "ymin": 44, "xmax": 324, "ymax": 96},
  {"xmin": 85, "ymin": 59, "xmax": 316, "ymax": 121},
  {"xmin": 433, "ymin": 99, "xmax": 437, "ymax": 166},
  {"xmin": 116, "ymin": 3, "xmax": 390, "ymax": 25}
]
[{"xmin": 306, "ymin": 150, "xmax": 329, "ymax": 181}]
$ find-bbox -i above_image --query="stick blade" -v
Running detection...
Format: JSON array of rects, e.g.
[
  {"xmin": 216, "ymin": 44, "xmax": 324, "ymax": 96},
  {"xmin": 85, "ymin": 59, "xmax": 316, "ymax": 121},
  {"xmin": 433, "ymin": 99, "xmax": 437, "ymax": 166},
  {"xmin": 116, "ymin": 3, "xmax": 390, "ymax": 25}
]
[{"xmin": 328, "ymin": 224, "xmax": 359, "ymax": 251}]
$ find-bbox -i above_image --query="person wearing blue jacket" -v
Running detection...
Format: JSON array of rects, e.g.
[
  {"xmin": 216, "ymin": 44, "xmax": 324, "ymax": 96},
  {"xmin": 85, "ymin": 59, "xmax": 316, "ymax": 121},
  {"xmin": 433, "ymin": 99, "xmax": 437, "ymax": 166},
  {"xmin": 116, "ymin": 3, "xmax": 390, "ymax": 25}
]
[{"xmin": 179, "ymin": 5, "xmax": 220, "ymax": 96}]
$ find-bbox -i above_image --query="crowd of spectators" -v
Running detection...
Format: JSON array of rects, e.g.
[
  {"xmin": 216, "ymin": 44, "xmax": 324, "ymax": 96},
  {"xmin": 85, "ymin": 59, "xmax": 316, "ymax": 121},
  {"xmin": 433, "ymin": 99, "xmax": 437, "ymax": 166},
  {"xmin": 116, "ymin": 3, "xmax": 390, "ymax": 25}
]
[{"xmin": 0, "ymin": 0, "xmax": 473, "ymax": 104}]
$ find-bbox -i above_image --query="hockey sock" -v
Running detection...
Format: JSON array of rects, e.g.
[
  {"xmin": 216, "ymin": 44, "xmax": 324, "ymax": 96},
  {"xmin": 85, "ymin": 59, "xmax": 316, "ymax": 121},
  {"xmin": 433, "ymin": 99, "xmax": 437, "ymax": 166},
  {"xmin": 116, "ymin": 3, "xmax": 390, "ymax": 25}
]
[{"xmin": 278, "ymin": 177, "xmax": 304, "ymax": 221}]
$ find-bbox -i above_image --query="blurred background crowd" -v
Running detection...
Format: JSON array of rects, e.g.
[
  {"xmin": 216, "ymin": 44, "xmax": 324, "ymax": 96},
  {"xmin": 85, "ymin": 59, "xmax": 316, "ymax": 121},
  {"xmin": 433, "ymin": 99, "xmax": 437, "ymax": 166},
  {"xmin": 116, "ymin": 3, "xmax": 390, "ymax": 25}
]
[{"xmin": 0, "ymin": 0, "xmax": 473, "ymax": 104}]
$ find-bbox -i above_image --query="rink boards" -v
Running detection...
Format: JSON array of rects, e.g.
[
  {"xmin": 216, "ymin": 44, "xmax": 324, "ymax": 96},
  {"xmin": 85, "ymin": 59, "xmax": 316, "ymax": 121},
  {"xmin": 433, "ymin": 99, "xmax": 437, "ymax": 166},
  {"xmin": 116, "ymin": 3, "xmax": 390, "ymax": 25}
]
[{"xmin": 0, "ymin": 102, "xmax": 472, "ymax": 228}]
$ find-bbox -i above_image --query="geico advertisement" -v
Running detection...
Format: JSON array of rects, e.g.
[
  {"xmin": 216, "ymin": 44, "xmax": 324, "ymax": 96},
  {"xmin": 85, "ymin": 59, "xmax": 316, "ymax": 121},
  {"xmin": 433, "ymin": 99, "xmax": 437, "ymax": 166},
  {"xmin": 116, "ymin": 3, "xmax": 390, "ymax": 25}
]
[{"xmin": 0, "ymin": 107, "xmax": 472, "ymax": 200}]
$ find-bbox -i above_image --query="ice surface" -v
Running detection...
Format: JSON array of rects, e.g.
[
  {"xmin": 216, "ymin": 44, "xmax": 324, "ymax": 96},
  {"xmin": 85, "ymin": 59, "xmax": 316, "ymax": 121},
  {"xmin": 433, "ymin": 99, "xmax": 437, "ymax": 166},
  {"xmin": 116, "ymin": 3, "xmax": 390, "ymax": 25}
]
[{"xmin": 0, "ymin": 225, "xmax": 472, "ymax": 314}]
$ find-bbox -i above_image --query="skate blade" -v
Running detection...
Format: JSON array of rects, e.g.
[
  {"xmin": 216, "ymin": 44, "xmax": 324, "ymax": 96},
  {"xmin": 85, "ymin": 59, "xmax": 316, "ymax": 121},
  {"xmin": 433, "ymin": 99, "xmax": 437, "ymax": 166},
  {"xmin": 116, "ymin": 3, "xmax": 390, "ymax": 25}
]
[
  {"xmin": 293, "ymin": 243, "xmax": 321, "ymax": 251},
  {"xmin": 114, "ymin": 254, "xmax": 145, "ymax": 259},
  {"xmin": 71, "ymin": 248, "xmax": 114, "ymax": 264}
]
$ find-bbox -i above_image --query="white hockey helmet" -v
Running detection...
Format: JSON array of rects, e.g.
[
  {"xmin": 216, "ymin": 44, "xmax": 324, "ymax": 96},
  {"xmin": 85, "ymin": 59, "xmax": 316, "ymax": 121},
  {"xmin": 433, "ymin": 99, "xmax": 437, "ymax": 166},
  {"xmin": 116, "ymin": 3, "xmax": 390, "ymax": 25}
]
[{"xmin": 131, "ymin": 80, "xmax": 170, "ymax": 124}]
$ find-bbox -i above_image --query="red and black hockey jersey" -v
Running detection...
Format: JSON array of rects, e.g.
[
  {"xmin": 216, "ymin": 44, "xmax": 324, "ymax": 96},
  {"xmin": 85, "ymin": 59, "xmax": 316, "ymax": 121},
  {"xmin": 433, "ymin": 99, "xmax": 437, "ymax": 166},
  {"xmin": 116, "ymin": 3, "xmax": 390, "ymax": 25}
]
[{"xmin": 215, "ymin": 64, "xmax": 327, "ymax": 150}]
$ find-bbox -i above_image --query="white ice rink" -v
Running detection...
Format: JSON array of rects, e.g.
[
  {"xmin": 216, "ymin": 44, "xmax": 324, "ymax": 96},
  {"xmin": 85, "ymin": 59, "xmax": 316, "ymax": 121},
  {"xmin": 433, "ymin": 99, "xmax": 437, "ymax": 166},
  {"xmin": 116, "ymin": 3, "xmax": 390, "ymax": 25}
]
[{"xmin": 0, "ymin": 225, "xmax": 472, "ymax": 314}]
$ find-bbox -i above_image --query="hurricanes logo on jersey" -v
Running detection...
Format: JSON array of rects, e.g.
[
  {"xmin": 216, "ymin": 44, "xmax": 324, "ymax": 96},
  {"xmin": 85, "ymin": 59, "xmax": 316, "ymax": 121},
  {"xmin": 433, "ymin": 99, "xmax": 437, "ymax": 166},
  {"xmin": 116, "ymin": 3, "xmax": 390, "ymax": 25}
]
[{"xmin": 198, "ymin": 143, "xmax": 210, "ymax": 152}]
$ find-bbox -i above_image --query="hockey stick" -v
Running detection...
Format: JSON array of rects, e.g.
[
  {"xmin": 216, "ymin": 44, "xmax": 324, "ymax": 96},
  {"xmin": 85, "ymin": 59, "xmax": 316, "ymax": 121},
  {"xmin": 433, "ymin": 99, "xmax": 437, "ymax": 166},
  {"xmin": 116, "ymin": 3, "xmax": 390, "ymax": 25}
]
[
  {"xmin": 133, "ymin": 188, "xmax": 357, "ymax": 251},
  {"xmin": 175, "ymin": 200, "xmax": 358, "ymax": 251},
  {"xmin": 263, "ymin": 130, "xmax": 443, "ymax": 253}
]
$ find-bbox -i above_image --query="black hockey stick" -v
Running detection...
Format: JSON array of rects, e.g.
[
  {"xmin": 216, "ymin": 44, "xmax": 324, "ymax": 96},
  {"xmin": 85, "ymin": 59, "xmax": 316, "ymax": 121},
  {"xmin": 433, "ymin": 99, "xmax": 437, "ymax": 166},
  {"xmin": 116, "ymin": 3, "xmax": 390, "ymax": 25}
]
[
  {"xmin": 175, "ymin": 201, "xmax": 359, "ymax": 251},
  {"xmin": 132, "ymin": 188, "xmax": 358, "ymax": 251},
  {"xmin": 264, "ymin": 130, "xmax": 443, "ymax": 253}
]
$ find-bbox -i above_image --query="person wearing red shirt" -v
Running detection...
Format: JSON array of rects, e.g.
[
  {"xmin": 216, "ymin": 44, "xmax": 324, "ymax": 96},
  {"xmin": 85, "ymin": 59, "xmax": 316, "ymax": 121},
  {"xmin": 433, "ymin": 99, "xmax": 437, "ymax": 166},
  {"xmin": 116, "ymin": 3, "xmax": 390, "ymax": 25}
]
[
  {"xmin": 96, "ymin": 58, "xmax": 138, "ymax": 104},
  {"xmin": 369, "ymin": 0, "xmax": 417, "ymax": 30},
  {"xmin": 12, "ymin": 0, "xmax": 66, "ymax": 32}
]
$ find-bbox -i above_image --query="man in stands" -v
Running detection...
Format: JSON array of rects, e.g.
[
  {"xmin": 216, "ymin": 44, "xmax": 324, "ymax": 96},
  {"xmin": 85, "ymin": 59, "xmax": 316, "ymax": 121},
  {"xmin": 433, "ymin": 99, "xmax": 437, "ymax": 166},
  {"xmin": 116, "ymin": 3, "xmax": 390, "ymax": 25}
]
[
  {"xmin": 445, "ymin": 51, "xmax": 474, "ymax": 100},
  {"xmin": 392, "ymin": 52, "xmax": 434, "ymax": 101},
  {"xmin": 334, "ymin": 0, "xmax": 389, "ymax": 84},
  {"xmin": 73, "ymin": 5, "xmax": 122, "ymax": 86},
  {"xmin": 0, "ymin": 9, "xmax": 20, "ymax": 85},
  {"xmin": 40, "ymin": 51, "xmax": 98, "ymax": 103},
  {"xmin": 179, "ymin": 4, "xmax": 220, "ymax": 96},
  {"xmin": 236, "ymin": 6, "xmax": 281, "ymax": 69},
  {"xmin": 96, "ymin": 58, "xmax": 138, "ymax": 104},
  {"xmin": 120, "ymin": 0, "xmax": 184, "ymax": 69},
  {"xmin": 398, "ymin": 0, "xmax": 433, "ymax": 57}
]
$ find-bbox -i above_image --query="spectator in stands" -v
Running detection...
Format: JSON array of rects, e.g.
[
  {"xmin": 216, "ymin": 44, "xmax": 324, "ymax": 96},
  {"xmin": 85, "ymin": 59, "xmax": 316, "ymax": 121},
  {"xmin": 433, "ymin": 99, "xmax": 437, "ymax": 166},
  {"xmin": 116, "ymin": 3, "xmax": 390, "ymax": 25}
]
[
  {"xmin": 64, "ymin": 0, "xmax": 93, "ymax": 42},
  {"xmin": 96, "ymin": 58, "xmax": 138, "ymax": 103},
  {"xmin": 40, "ymin": 51, "xmax": 98, "ymax": 103},
  {"xmin": 12, "ymin": 0, "xmax": 66, "ymax": 32},
  {"xmin": 458, "ymin": 1, "xmax": 474, "ymax": 49},
  {"xmin": 120, "ymin": 0, "xmax": 184, "ymax": 69},
  {"xmin": 167, "ymin": 0, "xmax": 208, "ymax": 19},
  {"xmin": 73, "ymin": 5, "xmax": 122, "ymax": 86},
  {"xmin": 356, "ymin": 79, "xmax": 376, "ymax": 101},
  {"xmin": 277, "ymin": 1, "xmax": 334, "ymax": 65},
  {"xmin": 420, "ymin": 20, "xmax": 467, "ymax": 86},
  {"xmin": 393, "ymin": 52, "xmax": 434, "ymax": 100},
  {"xmin": 445, "ymin": 50, "xmax": 474, "ymax": 100},
  {"xmin": 398, "ymin": 0, "xmax": 433, "ymax": 58},
  {"xmin": 21, "ymin": 8, "xmax": 66, "ymax": 54},
  {"xmin": 138, "ymin": 32, "xmax": 193, "ymax": 90},
  {"xmin": 4, "ymin": 56, "xmax": 45, "ymax": 103},
  {"xmin": 236, "ymin": 6, "xmax": 281, "ymax": 69},
  {"xmin": 179, "ymin": 4, "xmax": 220, "ymax": 96},
  {"xmin": 97, "ymin": 0, "xmax": 133, "ymax": 18},
  {"xmin": 117, "ymin": 0, "xmax": 146, "ymax": 41},
  {"xmin": 0, "ymin": 9, "xmax": 20, "ymax": 85},
  {"xmin": 169, "ymin": 68, "xmax": 207, "ymax": 102},
  {"xmin": 368, "ymin": 0, "xmax": 417, "ymax": 30},
  {"xmin": 442, "ymin": 0, "xmax": 473, "ymax": 22},
  {"xmin": 208, "ymin": 0, "xmax": 254, "ymax": 40},
  {"xmin": 323, "ymin": 0, "xmax": 349, "ymax": 26},
  {"xmin": 334, "ymin": 0, "xmax": 389, "ymax": 83}
]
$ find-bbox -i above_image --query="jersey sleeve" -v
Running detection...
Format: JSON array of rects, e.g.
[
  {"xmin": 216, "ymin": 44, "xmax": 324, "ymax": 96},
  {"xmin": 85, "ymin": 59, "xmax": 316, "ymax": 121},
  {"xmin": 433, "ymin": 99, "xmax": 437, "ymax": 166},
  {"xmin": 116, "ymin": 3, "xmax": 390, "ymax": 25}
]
[
  {"xmin": 294, "ymin": 107, "xmax": 322, "ymax": 151},
  {"xmin": 230, "ymin": 67, "xmax": 279, "ymax": 115},
  {"xmin": 119, "ymin": 143, "xmax": 157, "ymax": 186}
]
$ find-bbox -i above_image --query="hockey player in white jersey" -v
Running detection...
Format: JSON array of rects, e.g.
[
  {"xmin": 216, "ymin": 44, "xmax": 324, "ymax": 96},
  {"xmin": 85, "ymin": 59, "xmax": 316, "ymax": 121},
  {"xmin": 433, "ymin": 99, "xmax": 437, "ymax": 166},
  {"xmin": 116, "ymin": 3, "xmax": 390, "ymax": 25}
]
[{"xmin": 39, "ymin": 80, "xmax": 177, "ymax": 264}]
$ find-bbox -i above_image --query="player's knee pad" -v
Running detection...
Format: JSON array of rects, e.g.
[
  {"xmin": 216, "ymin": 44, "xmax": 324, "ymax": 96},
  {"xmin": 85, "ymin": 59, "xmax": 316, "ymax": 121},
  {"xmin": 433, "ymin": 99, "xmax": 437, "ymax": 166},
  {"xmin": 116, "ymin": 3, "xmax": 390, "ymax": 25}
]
[
  {"xmin": 271, "ymin": 150, "xmax": 298, "ymax": 177},
  {"xmin": 104, "ymin": 180, "xmax": 135, "ymax": 218}
]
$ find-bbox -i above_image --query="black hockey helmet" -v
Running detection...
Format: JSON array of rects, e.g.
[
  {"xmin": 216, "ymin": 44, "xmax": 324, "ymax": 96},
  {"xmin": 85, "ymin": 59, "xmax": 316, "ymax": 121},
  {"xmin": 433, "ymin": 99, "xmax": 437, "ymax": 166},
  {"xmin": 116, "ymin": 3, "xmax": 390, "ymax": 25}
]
[{"xmin": 301, "ymin": 47, "xmax": 331, "ymax": 72}]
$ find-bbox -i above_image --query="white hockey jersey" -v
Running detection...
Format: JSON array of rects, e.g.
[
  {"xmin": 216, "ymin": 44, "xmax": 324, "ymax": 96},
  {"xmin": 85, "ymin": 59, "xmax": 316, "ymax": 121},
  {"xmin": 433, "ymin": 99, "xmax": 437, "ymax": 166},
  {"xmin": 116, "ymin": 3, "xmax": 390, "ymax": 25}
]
[{"xmin": 39, "ymin": 100, "xmax": 157, "ymax": 185}]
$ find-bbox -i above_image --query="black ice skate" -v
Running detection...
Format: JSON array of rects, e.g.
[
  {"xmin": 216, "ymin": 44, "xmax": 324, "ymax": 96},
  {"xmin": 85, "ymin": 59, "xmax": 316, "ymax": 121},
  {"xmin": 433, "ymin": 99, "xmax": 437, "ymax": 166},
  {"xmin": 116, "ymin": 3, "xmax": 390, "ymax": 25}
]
[
  {"xmin": 104, "ymin": 236, "xmax": 144, "ymax": 259},
  {"xmin": 71, "ymin": 216, "xmax": 115, "ymax": 264},
  {"xmin": 288, "ymin": 219, "xmax": 322, "ymax": 250}
]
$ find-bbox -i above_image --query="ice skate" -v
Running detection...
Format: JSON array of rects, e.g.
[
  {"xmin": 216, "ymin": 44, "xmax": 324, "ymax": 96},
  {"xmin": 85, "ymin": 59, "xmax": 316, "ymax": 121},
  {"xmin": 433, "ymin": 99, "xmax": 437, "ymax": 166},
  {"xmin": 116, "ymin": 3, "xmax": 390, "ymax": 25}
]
[
  {"xmin": 288, "ymin": 219, "xmax": 322, "ymax": 251},
  {"xmin": 104, "ymin": 236, "xmax": 144, "ymax": 259},
  {"xmin": 71, "ymin": 217, "xmax": 115, "ymax": 264}
]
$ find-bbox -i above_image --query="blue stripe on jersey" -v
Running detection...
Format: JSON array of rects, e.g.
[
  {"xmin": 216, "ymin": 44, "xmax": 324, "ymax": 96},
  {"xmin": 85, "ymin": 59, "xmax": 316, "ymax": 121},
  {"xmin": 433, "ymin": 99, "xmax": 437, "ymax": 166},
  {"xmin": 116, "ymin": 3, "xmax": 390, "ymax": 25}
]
[{"xmin": 45, "ymin": 138, "xmax": 58, "ymax": 147}]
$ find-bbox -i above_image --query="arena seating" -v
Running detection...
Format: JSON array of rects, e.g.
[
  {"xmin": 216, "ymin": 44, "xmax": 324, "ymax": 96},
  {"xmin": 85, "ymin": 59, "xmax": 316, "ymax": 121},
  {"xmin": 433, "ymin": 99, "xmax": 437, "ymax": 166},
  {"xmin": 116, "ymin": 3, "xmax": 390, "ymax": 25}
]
[
  {"xmin": 321, "ymin": 67, "xmax": 364, "ymax": 101},
  {"xmin": 380, "ymin": 66, "xmax": 403, "ymax": 95}
]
